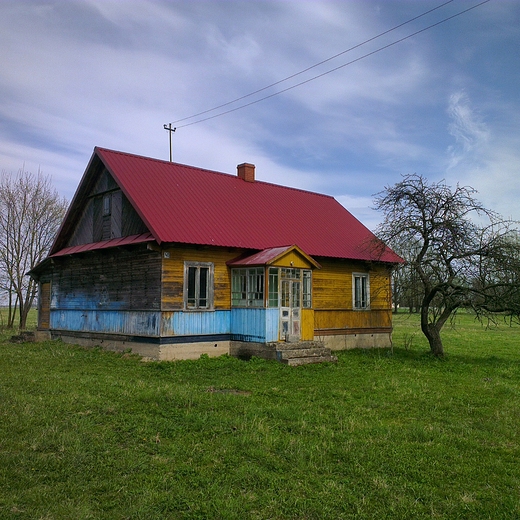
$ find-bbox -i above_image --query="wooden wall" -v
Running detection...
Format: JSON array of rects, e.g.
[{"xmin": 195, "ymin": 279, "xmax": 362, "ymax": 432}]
[
  {"xmin": 271, "ymin": 250, "xmax": 311, "ymax": 268},
  {"xmin": 312, "ymin": 257, "xmax": 392, "ymax": 331},
  {"xmin": 50, "ymin": 247, "xmax": 162, "ymax": 311},
  {"xmin": 67, "ymin": 169, "xmax": 148, "ymax": 247},
  {"xmin": 161, "ymin": 245, "xmax": 241, "ymax": 310},
  {"xmin": 43, "ymin": 242, "xmax": 394, "ymax": 342}
]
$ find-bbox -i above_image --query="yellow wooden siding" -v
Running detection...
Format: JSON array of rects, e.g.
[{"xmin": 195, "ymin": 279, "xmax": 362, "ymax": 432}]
[
  {"xmin": 312, "ymin": 258, "xmax": 392, "ymax": 331},
  {"xmin": 314, "ymin": 309, "xmax": 392, "ymax": 331},
  {"xmin": 369, "ymin": 268, "xmax": 392, "ymax": 310},
  {"xmin": 160, "ymin": 246, "xmax": 394, "ymax": 335},
  {"xmin": 301, "ymin": 308, "xmax": 315, "ymax": 340},
  {"xmin": 161, "ymin": 246, "xmax": 239, "ymax": 310},
  {"xmin": 271, "ymin": 250, "xmax": 313, "ymax": 269}
]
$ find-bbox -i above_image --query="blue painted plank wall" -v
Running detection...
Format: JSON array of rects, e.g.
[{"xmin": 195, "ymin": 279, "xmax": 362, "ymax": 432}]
[
  {"xmin": 161, "ymin": 311, "xmax": 230, "ymax": 336},
  {"xmin": 230, "ymin": 308, "xmax": 279, "ymax": 343},
  {"xmin": 50, "ymin": 310, "xmax": 161, "ymax": 335},
  {"xmin": 50, "ymin": 308, "xmax": 280, "ymax": 343}
]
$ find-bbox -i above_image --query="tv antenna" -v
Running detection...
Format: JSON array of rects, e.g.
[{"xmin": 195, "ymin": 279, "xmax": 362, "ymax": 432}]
[{"xmin": 163, "ymin": 123, "xmax": 176, "ymax": 162}]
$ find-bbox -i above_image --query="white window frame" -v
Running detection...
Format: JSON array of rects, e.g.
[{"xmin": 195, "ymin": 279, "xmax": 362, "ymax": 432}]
[
  {"xmin": 231, "ymin": 268, "xmax": 265, "ymax": 307},
  {"xmin": 302, "ymin": 269, "xmax": 312, "ymax": 308},
  {"xmin": 268, "ymin": 267, "xmax": 279, "ymax": 307},
  {"xmin": 352, "ymin": 273, "xmax": 370, "ymax": 310},
  {"xmin": 184, "ymin": 262, "xmax": 214, "ymax": 310}
]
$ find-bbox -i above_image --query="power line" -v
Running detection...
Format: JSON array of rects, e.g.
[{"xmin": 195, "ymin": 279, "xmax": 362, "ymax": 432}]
[
  {"xmin": 170, "ymin": 0, "xmax": 454, "ymax": 126},
  {"xmin": 168, "ymin": 0, "xmax": 490, "ymax": 129}
]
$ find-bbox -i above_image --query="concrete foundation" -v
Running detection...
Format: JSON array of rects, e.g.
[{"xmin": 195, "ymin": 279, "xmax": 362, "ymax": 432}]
[
  {"xmin": 159, "ymin": 341, "xmax": 230, "ymax": 361},
  {"xmin": 318, "ymin": 332, "xmax": 392, "ymax": 351},
  {"xmin": 52, "ymin": 331, "xmax": 229, "ymax": 361},
  {"xmin": 42, "ymin": 329, "xmax": 392, "ymax": 361}
]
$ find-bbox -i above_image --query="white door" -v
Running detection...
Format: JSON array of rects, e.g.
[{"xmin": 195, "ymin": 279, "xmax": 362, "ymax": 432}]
[{"xmin": 280, "ymin": 279, "xmax": 301, "ymax": 342}]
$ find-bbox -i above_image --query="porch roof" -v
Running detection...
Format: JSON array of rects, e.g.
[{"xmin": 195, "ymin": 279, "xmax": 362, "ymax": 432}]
[{"xmin": 227, "ymin": 245, "xmax": 321, "ymax": 269}]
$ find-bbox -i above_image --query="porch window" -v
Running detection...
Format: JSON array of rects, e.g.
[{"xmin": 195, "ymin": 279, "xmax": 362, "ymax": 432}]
[
  {"xmin": 268, "ymin": 268, "xmax": 279, "ymax": 307},
  {"xmin": 302, "ymin": 270, "xmax": 312, "ymax": 308},
  {"xmin": 231, "ymin": 268, "xmax": 264, "ymax": 307},
  {"xmin": 353, "ymin": 273, "xmax": 369, "ymax": 309},
  {"xmin": 185, "ymin": 262, "xmax": 214, "ymax": 310}
]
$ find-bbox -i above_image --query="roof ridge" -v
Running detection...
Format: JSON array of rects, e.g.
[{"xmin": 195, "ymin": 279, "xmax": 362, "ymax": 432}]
[{"xmin": 95, "ymin": 146, "xmax": 335, "ymax": 200}]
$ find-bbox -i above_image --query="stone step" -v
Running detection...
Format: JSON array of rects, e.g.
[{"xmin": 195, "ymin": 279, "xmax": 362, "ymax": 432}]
[
  {"xmin": 263, "ymin": 340, "xmax": 337, "ymax": 365},
  {"xmin": 282, "ymin": 355, "xmax": 338, "ymax": 366},
  {"xmin": 277, "ymin": 347, "xmax": 332, "ymax": 360},
  {"xmin": 273, "ymin": 341, "xmax": 325, "ymax": 351}
]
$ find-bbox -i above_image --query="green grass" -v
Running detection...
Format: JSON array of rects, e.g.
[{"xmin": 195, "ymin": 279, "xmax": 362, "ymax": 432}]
[
  {"xmin": 0, "ymin": 308, "xmax": 37, "ymax": 331},
  {"xmin": 0, "ymin": 313, "xmax": 519, "ymax": 519}
]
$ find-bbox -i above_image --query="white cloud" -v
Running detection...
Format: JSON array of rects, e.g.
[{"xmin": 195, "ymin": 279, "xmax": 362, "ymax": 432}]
[
  {"xmin": 446, "ymin": 90, "xmax": 490, "ymax": 169},
  {"xmin": 336, "ymin": 194, "xmax": 380, "ymax": 231},
  {"xmin": 1, "ymin": 0, "xmax": 519, "ymax": 230}
]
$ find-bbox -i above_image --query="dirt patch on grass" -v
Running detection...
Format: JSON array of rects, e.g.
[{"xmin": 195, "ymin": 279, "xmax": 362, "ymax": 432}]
[{"xmin": 206, "ymin": 386, "xmax": 251, "ymax": 396}]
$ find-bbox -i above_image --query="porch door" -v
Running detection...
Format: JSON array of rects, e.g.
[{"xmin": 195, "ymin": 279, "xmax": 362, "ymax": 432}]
[
  {"xmin": 280, "ymin": 278, "xmax": 301, "ymax": 342},
  {"xmin": 39, "ymin": 282, "xmax": 51, "ymax": 330}
]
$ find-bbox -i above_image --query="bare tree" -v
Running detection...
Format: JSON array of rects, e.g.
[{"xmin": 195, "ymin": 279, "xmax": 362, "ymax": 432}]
[
  {"xmin": 0, "ymin": 167, "xmax": 67, "ymax": 330},
  {"xmin": 374, "ymin": 173, "xmax": 520, "ymax": 357},
  {"xmin": 388, "ymin": 237, "xmax": 423, "ymax": 313}
]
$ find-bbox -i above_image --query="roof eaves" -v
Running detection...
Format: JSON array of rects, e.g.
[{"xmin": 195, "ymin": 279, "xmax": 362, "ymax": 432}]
[{"xmin": 49, "ymin": 232, "xmax": 155, "ymax": 258}]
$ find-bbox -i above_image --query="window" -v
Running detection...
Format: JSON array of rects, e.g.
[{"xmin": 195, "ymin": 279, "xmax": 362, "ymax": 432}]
[
  {"xmin": 353, "ymin": 273, "xmax": 369, "ymax": 309},
  {"xmin": 102, "ymin": 194, "xmax": 111, "ymax": 216},
  {"xmin": 268, "ymin": 268, "xmax": 279, "ymax": 307},
  {"xmin": 94, "ymin": 190, "xmax": 122, "ymax": 242},
  {"xmin": 281, "ymin": 268, "xmax": 300, "ymax": 280},
  {"xmin": 231, "ymin": 268, "xmax": 264, "ymax": 307},
  {"xmin": 184, "ymin": 262, "xmax": 214, "ymax": 310},
  {"xmin": 302, "ymin": 270, "xmax": 312, "ymax": 308}
]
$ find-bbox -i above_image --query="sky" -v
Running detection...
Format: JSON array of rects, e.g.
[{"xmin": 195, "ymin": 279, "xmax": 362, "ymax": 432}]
[{"xmin": 1, "ymin": 0, "xmax": 519, "ymax": 231}]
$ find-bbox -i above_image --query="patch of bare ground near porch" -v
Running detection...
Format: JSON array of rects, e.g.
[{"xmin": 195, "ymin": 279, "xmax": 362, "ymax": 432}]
[{"xmin": 9, "ymin": 331, "xmax": 35, "ymax": 343}]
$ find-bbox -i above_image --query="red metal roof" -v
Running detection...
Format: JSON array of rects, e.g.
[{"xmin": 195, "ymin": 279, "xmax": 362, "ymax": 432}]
[
  {"xmin": 56, "ymin": 147, "xmax": 401, "ymax": 264},
  {"xmin": 227, "ymin": 246, "xmax": 322, "ymax": 268}
]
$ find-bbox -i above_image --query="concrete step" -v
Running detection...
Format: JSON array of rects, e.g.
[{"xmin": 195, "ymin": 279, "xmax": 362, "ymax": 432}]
[
  {"xmin": 274, "ymin": 341, "xmax": 325, "ymax": 351},
  {"xmin": 277, "ymin": 347, "xmax": 332, "ymax": 360},
  {"xmin": 264, "ymin": 340, "xmax": 337, "ymax": 365},
  {"xmin": 283, "ymin": 355, "xmax": 338, "ymax": 366}
]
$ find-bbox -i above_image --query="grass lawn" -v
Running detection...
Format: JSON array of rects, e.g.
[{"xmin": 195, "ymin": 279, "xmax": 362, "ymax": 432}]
[{"xmin": 0, "ymin": 312, "xmax": 519, "ymax": 519}]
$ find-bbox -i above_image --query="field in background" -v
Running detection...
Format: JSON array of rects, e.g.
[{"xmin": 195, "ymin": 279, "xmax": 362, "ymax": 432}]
[
  {"xmin": 0, "ymin": 312, "xmax": 519, "ymax": 519},
  {"xmin": 0, "ymin": 308, "xmax": 37, "ymax": 332}
]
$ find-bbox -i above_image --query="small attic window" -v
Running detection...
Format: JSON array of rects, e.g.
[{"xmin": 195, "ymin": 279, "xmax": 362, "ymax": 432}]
[
  {"xmin": 94, "ymin": 190, "xmax": 122, "ymax": 242},
  {"xmin": 102, "ymin": 194, "xmax": 111, "ymax": 216}
]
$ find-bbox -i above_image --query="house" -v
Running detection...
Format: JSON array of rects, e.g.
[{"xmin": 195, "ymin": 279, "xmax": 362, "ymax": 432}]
[{"xmin": 30, "ymin": 147, "xmax": 402, "ymax": 363}]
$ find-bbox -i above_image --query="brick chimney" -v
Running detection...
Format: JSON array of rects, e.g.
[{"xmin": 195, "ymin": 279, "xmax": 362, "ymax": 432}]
[{"xmin": 237, "ymin": 163, "xmax": 255, "ymax": 182}]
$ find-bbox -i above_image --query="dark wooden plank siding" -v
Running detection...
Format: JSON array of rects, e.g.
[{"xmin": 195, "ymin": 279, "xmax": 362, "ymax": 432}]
[
  {"xmin": 67, "ymin": 190, "xmax": 147, "ymax": 247},
  {"xmin": 122, "ymin": 196, "xmax": 148, "ymax": 236},
  {"xmin": 92, "ymin": 196, "xmax": 102, "ymax": 243},
  {"xmin": 68, "ymin": 203, "xmax": 94, "ymax": 247},
  {"xmin": 50, "ymin": 247, "xmax": 162, "ymax": 311},
  {"xmin": 111, "ymin": 190, "xmax": 123, "ymax": 238}
]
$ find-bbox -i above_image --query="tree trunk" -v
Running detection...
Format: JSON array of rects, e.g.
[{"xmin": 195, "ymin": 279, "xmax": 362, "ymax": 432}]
[
  {"xmin": 7, "ymin": 291, "xmax": 17, "ymax": 329},
  {"xmin": 425, "ymin": 325, "xmax": 444, "ymax": 357},
  {"xmin": 420, "ymin": 304, "xmax": 445, "ymax": 357},
  {"xmin": 19, "ymin": 307, "xmax": 27, "ymax": 330}
]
